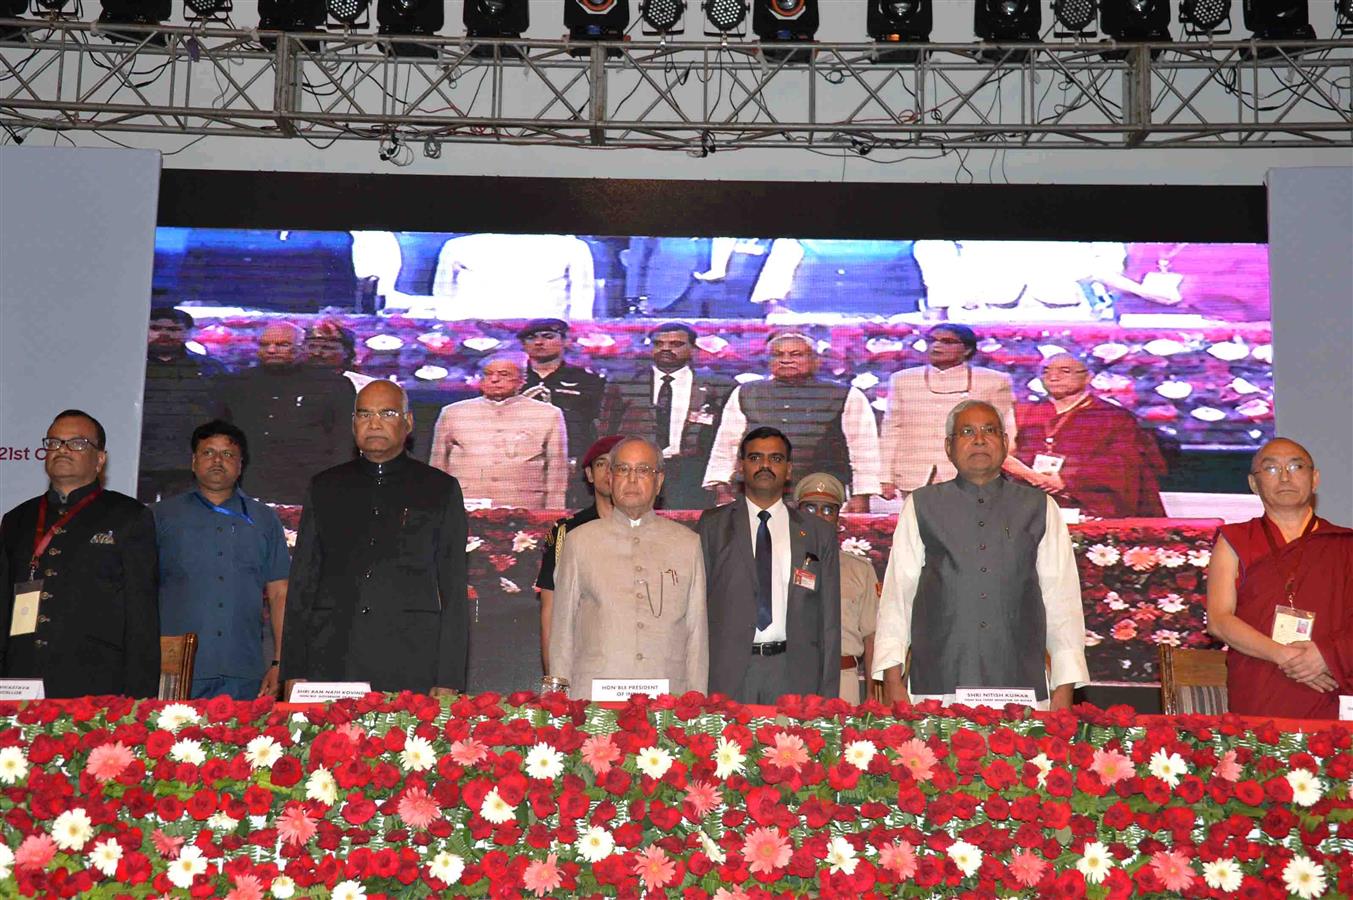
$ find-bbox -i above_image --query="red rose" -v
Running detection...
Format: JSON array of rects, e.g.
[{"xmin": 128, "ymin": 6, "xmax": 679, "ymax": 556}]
[
  {"xmin": 342, "ymin": 793, "xmax": 378, "ymax": 825},
  {"xmin": 155, "ymin": 796, "xmax": 185, "ymax": 821},
  {"xmin": 827, "ymin": 763, "xmax": 860, "ymax": 791},
  {"xmin": 186, "ymin": 789, "xmax": 217, "ymax": 821},
  {"xmin": 1235, "ymin": 780, "xmax": 1265, "ymax": 806},
  {"xmin": 269, "ymin": 756, "xmax": 302, "ymax": 788},
  {"xmin": 981, "ymin": 759, "xmax": 1017, "ymax": 790},
  {"xmin": 1041, "ymin": 801, "xmax": 1072, "ymax": 830},
  {"xmin": 1045, "ymin": 768, "xmax": 1075, "ymax": 797},
  {"xmin": 145, "ymin": 730, "xmax": 175, "ymax": 758}
]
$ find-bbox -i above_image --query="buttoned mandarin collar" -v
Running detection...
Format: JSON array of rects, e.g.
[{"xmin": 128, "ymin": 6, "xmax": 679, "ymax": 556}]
[
  {"xmin": 47, "ymin": 480, "xmax": 101, "ymax": 507},
  {"xmin": 608, "ymin": 507, "xmax": 658, "ymax": 529},
  {"xmin": 951, "ymin": 473, "xmax": 1008, "ymax": 500},
  {"xmin": 358, "ymin": 452, "xmax": 410, "ymax": 480}
]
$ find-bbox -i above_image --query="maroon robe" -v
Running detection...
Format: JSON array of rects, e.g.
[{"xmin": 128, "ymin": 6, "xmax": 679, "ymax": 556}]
[
  {"xmin": 1218, "ymin": 516, "xmax": 1353, "ymax": 720},
  {"xmin": 1014, "ymin": 396, "xmax": 1166, "ymax": 518}
]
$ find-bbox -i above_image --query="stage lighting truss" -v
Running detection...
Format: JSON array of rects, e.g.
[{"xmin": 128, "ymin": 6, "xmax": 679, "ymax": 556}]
[
  {"xmin": 183, "ymin": 0, "xmax": 232, "ymax": 23},
  {"xmin": 703, "ymin": 0, "xmax": 747, "ymax": 35},
  {"xmin": 1180, "ymin": 0, "xmax": 1231, "ymax": 35},
  {"xmin": 640, "ymin": 0, "xmax": 684, "ymax": 35},
  {"xmin": 1052, "ymin": 0, "xmax": 1097, "ymax": 37},
  {"xmin": 326, "ymin": 0, "xmax": 369, "ymax": 29}
]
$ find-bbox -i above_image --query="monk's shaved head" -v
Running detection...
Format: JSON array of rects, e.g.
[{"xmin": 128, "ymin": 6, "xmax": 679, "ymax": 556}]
[
  {"xmin": 1251, "ymin": 437, "xmax": 1314, "ymax": 471},
  {"xmin": 356, "ymin": 379, "xmax": 409, "ymax": 413}
]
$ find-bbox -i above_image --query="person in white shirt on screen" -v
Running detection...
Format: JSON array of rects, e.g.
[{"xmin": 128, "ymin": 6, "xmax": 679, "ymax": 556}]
[{"xmin": 428, "ymin": 233, "xmax": 596, "ymax": 320}]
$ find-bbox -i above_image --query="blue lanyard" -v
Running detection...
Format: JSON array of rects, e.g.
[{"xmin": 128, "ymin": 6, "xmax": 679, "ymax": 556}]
[{"xmin": 194, "ymin": 492, "xmax": 254, "ymax": 526}]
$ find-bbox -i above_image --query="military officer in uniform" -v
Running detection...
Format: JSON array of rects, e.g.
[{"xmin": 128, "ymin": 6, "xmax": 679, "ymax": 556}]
[
  {"xmin": 792, "ymin": 472, "xmax": 879, "ymax": 704},
  {"xmin": 140, "ymin": 306, "xmax": 226, "ymax": 502},
  {"xmin": 0, "ymin": 410, "xmax": 160, "ymax": 698},
  {"xmin": 518, "ymin": 319, "xmax": 606, "ymax": 508}
]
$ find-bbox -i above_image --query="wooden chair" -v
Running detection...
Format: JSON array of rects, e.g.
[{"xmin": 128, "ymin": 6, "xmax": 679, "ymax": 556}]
[
  {"xmin": 159, "ymin": 633, "xmax": 199, "ymax": 701},
  {"xmin": 1158, "ymin": 646, "xmax": 1228, "ymax": 715}
]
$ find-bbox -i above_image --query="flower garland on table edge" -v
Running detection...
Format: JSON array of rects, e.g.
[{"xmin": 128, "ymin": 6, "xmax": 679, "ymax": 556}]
[{"xmin": 1, "ymin": 692, "xmax": 1350, "ymax": 899}]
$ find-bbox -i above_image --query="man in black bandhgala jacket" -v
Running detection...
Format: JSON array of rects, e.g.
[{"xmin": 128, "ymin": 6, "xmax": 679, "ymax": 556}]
[{"xmin": 281, "ymin": 381, "xmax": 469, "ymax": 695}]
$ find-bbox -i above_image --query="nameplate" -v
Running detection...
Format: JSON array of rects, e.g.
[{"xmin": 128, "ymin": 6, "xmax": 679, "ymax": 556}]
[
  {"xmin": 463, "ymin": 498, "xmax": 494, "ymax": 511},
  {"xmin": 954, "ymin": 686, "xmax": 1037, "ymax": 708},
  {"xmin": 1340, "ymin": 696, "xmax": 1353, "ymax": 721},
  {"xmin": 0, "ymin": 679, "xmax": 45, "ymax": 700},
  {"xmin": 1058, "ymin": 507, "xmax": 1082, "ymax": 525},
  {"xmin": 288, "ymin": 681, "xmax": 372, "ymax": 703},
  {"xmin": 591, "ymin": 678, "xmax": 669, "ymax": 702}
]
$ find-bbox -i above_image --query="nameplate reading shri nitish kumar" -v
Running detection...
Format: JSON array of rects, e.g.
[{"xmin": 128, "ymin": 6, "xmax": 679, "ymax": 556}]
[
  {"xmin": 0, "ymin": 679, "xmax": 45, "ymax": 700},
  {"xmin": 288, "ymin": 682, "xmax": 373, "ymax": 703},
  {"xmin": 954, "ymin": 686, "xmax": 1038, "ymax": 708},
  {"xmin": 591, "ymin": 679, "xmax": 670, "ymax": 702}
]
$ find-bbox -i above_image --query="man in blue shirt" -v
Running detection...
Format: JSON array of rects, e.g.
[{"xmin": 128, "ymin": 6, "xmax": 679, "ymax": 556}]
[{"xmin": 153, "ymin": 420, "xmax": 290, "ymax": 699}]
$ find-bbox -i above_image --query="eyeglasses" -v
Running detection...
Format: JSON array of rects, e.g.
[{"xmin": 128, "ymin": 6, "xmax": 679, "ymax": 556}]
[
  {"xmin": 1252, "ymin": 461, "xmax": 1311, "ymax": 477},
  {"xmin": 611, "ymin": 463, "xmax": 659, "ymax": 480},
  {"xmin": 41, "ymin": 437, "xmax": 96, "ymax": 452},
  {"xmin": 743, "ymin": 452, "xmax": 788, "ymax": 465},
  {"xmin": 195, "ymin": 448, "xmax": 239, "ymax": 462},
  {"xmin": 798, "ymin": 501, "xmax": 840, "ymax": 517},
  {"xmin": 353, "ymin": 409, "xmax": 405, "ymax": 421},
  {"xmin": 953, "ymin": 424, "xmax": 1004, "ymax": 439}
]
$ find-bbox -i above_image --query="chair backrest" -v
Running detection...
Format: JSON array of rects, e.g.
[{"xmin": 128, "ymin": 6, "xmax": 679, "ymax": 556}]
[
  {"xmin": 1159, "ymin": 646, "xmax": 1228, "ymax": 716},
  {"xmin": 159, "ymin": 633, "xmax": 199, "ymax": 702}
]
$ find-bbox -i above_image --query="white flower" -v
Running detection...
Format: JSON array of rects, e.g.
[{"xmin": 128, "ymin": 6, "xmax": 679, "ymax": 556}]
[
  {"xmin": 636, "ymin": 746, "xmax": 675, "ymax": 780},
  {"xmin": 713, "ymin": 736, "xmax": 746, "ymax": 778},
  {"xmin": 332, "ymin": 880, "xmax": 367, "ymax": 900},
  {"xmin": 306, "ymin": 767, "xmax": 338, "ymax": 805},
  {"xmin": 1030, "ymin": 753, "xmax": 1052, "ymax": 788},
  {"xmin": 577, "ymin": 825, "xmax": 615, "ymax": 862},
  {"xmin": 841, "ymin": 537, "xmax": 872, "ymax": 557},
  {"xmin": 1105, "ymin": 591, "xmax": 1129, "ymax": 610},
  {"xmin": 466, "ymin": 536, "xmax": 484, "ymax": 553},
  {"xmin": 1202, "ymin": 858, "xmax": 1243, "ymax": 893},
  {"xmin": 947, "ymin": 840, "xmax": 982, "ymax": 878},
  {"xmin": 51, "ymin": 808, "xmax": 94, "ymax": 851},
  {"xmin": 0, "ymin": 746, "xmax": 29, "ymax": 785},
  {"xmin": 167, "ymin": 846, "xmax": 208, "ymax": 889},
  {"xmin": 0, "ymin": 842, "xmax": 12, "ymax": 880},
  {"xmin": 1152, "ymin": 629, "xmax": 1183, "ymax": 647},
  {"xmin": 1188, "ymin": 549, "xmax": 1212, "ymax": 568},
  {"xmin": 826, "ymin": 836, "xmax": 859, "ymax": 875},
  {"xmin": 157, "ymin": 703, "xmax": 201, "ymax": 732},
  {"xmin": 1086, "ymin": 544, "xmax": 1120, "ymax": 566},
  {"xmin": 524, "ymin": 743, "xmax": 565, "ymax": 780},
  {"xmin": 428, "ymin": 850, "xmax": 465, "ymax": 884},
  {"xmin": 207, "ymin": 812, "xmax": 240, "ymax": 832},
  {"xmin": 245, "ymin": 735, "xmax": 284, "ymax": 769},
  {"xmin": 170, "ymin": 738, "xmax": 207, "ymax": 766},
  {"xmin": 1156, "ymin": 593, "xmax": 1186, "ymax": 614},
  {"xmin": 271, "ymin": 875, "xmax": 297, "ymax": 898},
  {"xmin": 1076, "ymin": 841, "xmax": 1114, "ymax": 885},
  {"xmin": 400, "ymin": 734, "xmax": 437, "ymax": 772},
  {"xmin": 479, "ymin": 787, "xmax": 516, "ymax": 824},
  {"xmin": 842, "ymin": 740, "xmax": 877, "ymax": 770},
  {"xmin": 511, "ymin": 531, "xmax": 538, "ymax": 553},
  {"xmin": 1158, "ymin": 549, "xmax": 1186, "ymax": 568},
  {"xmin": 698, "ymin": 830, "xmax": 725, "ymax": 864},
  {"xmin": 87, "ymin": 837, "xmax": 123, "ymax": 877},
  {"xmin": 1282, "ymin": 856, "xmax": 1327, "ymax": 899},
  {"xmin": 1149, "ymin": 748, "xmax": 1188, "ymax": 787},
  {"xmin": 1286, "ymin": 769, "xmax": 1324, "ymax": 807},
  {"xmin": 1084, "ymin": 630, "xmax": 1104, "ymax": 648},
  {"xmin": 499, "ymin": 577, "xmax": 521, "ymax": 594}
]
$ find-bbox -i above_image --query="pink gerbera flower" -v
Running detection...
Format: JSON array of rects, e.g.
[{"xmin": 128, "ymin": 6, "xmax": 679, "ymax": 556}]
[
  {"xmin": 276, "ymin": 804, "xmax": 318, "ymax": 846},
  {"xmin": 150, "ymin": 829, "xmax": 185, "ymax": 859},
  {"xmin": 766, "ymin": 733, "xmax": 809, "ymax": 772},
  {"xmin": 580, "ymin": 734, "xmax": 622, "ymax": 775},
  {"xmin": 712, "ymin": 890, "xmax": 751, "ymax": 900},
  {"xmin": 1090, "ymin": 748, "xmax": 1134, "ymax": 786},
  {"xmin": 894, "ymin": 739, "xmax": 938, "ymax": 782},
  {"xmin": 14, "ymin": 834, "xmax": 56, "ymax": 871},
  {"xmin": 1009, "ymin": 851, "xmax": 1048, "ymax": 887},
  {"xmin": 742, "ymin": 827, "xmax": 792, "ymax": 875},
  {"xmin": 632, "ymin": 845, "xmax": 677, "ymax": 890},
  {"xmin": 1150, "ymin": 849, "xmax": 1196, "ymax": 891},
  {"xmin": 85, "ymin": 742, "xmax": 135, "ymax": 783},
  {"xmin": 225, "ymin": 873, "xmax": 266, "ymax": 900},
  {"xmin": 878, "ymin": 840, "xmax": 918, "ymax": 879},
  {"xmin": 522, "ymin": 853, "xmax": 563, "ymax": 897},
  {"xmin": 397, "ymin": 787, "xmax": 442, "ymax": 830},
  {"xmin": 448, "ymin": 739, "xmax": 488, "ymax": 767},
  {"xmin": 683, "ymin": 780, "xmax": 722, "ymax": 819}
]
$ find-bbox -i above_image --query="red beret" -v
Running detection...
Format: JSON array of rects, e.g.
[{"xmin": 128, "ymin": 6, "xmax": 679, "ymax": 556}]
[{"xmin": 581, "ymin": 434, "xmax": 625, "ymax": 469}]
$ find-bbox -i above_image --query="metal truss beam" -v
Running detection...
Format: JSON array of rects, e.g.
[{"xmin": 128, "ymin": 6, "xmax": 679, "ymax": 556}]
[{"xmin": 1, "ymin": 19, "xmax": 1349, "ymax": 150}]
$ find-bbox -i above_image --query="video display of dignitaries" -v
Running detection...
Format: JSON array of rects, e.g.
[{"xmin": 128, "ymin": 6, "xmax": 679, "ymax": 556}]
[{"xmin": 143, "ymin": 229, "xmax": 1273, "ymax": 517}]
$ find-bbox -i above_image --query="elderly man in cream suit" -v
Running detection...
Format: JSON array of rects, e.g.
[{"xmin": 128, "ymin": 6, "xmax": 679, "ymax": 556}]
[{"xmin": 548, "ymin": 436, "xmax": 708, "ymax": 700}]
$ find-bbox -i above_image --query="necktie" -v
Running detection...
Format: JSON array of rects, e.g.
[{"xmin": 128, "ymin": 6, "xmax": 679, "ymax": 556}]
[
  {"xmin": 755, "ymin": 509, "xmax": 773, "ymax": 631},
  {"xmin": 656, "ymin": 374, "xmax": 674, "ymax": 450}
]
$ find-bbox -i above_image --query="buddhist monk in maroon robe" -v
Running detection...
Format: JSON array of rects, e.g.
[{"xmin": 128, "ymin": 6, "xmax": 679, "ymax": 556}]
[
  {"xmin": 1009, "ymin": 354, "xmax": 1166, "ymax": 518},
  {"xmin": 1206, "ymin": 438, "xmax": 1353, "ymax": 719}
]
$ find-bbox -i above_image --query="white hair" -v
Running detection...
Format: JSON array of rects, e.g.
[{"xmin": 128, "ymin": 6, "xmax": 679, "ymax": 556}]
[
  {"xmin": 945, "ymin": 399, "xmax": 1003, "ymax": 437},
  {"xmin": 607, "ymin": 435, "xmax": 666, "ymax": 473}
]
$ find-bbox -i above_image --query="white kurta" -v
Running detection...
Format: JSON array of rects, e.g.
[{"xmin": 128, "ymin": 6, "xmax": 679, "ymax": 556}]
[{"xmin": 428, "ymin": 395, "xmax": 568, "ymax": 508}]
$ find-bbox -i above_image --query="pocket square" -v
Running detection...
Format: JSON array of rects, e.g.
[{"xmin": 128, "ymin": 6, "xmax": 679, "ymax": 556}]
[{"xmin": 89, "ymin": 531, "xmax": 116, "ymax": 545}]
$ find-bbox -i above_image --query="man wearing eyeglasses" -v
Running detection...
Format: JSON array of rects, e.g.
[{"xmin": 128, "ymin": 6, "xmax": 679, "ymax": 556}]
[
  {"xmin": 1206, "ymin": 439, "xmax": 1353, "ymax": 719},
  {"xmin": 280, "ymin": 380, "xmax": 470, "ymax": 696},
  {"xmin": 547, "ymin": 437, "xmax": 707, "ymax": 700},
  {"xmin": 0, "ymin": 410, "xmax": 160, "ymax": 698},
  {"xmin": 152, "ymin": 420, "xmax": 291, "ymax": 699},
  {"xmin": 874, "ymin": 400, "xmax": 1088, "ymax": 711}
]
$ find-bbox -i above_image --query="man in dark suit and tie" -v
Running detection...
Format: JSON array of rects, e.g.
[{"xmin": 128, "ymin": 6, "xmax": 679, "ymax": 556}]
[
  {"xmin": 697, "ymin": 426, "xmax": 841, "ymax": 703},
  {"xmin": 603, "ymin": 323, "xmax": 728, "ymax": 509}
]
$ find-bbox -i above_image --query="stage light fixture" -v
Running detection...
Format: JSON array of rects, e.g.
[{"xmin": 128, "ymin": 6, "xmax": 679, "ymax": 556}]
[
  {"xmin": 377, "ymin": 0, "xmax": 442, "ymax": 56},
  {"xmin": 1242, "ymin": 0, "xmax": 1314, "ymax": 39},
  {"xmin": 326, "ymin": 0, "xmax": 369, "ymax": 27},
  {"xmin": 565, "ymin": 0, "xmax": 629, "ymax": 41},
  {"xmin": 1052, "ymin": 0, "xmax": 1097, "ymax": 36},
  {"xmin": 974, "ymin": 0, "xmax": 1042, "ymax": 42},
  {"xmin": 1100, "ymin": 0, "xmax": 1169, "ymax": 40},
  {"xmin": 259, "ymin": 0, "xmax": 326, "ymax": 31},
  {"xmin": 640, "ymin": 0, "xmax": 684, "ymax": 34},
  {"xmin": 97, "ymin": 0, "xmax": 171, "ymax": 41},
  {"xmin": 2, "ymin": 0, "xmax": 27, "ymax": 14},
  {"xmin": 464, "ymin": 0, "xmax": 527, "ymax": 37},
  {"xmin": 1339, "ymin": 0, "xmax": 1353, "ymax": 34},
  {"xmin": 183, "ymin": 0, "xmax": 231, "ymax": 22},
  {"xmin": 31, "ymin": 0, "xmax": 79, "ymax": 13},
  {"xmin": 1180, "ymin": 0, "xmax": 1231, "ymax": 34},
  {"xmin": 867, "ymin": 0, "xmax": 933, "ymax": 42},
  {"xmin": 753, "ymin": 0, "xmax": 818, "ymax": 43},
  {"xmin": 704, "ymin": 0, "xmax": 748, "ymax": 33}
]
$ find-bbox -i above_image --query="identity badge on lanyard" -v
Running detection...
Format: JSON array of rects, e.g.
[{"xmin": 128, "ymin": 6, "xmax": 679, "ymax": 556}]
[
  {"xmin": 194, "ymin": 493, "xmax": 254, "ymax": 530},
  {"xmin": 1264, "ymin": 516, "xmax": 1318, "ymax": 645},
  {"xmin": 13, "ymin": 490, "xmax": 103, "ymax": 637},
  {"xmin": 1034, "ymin": 397, "xmax": 1090, "ymax": 475}
]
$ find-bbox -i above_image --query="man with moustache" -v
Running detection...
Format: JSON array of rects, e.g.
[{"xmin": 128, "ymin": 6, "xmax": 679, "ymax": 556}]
[
  {"xmin": 281, "ymin": 381, "xmax": 470, "ymax": 695},
  {"xmin": 140, "ymin": 306, "xmax": 226, "ymax": 502},
  {"xmin": 518, "ymin": 319, "xmax": 606, "ymax": 508},
  {"xmin": 0, "ymin": 411, "xmax": 159, "ymax": 697},
  {"xmin": 1010, "ymin": 353, "xmax": 1166, "ymax": 517},
  {"xmin": 1206, "ymin": 439, "xmax": 1353, "ymax": 719},
  {"xmin": 703, "ymin": 333, "xmax": 882, "ymax": 512},
  {"xmin": 548, "ymin": 437, "xmax": 708, "ymax": 700},
  {"xmin": 535, "ymin": 434, "xmax": 623, "ymax": 672},
  {"xmin": 698, "ymin": 427, "xmax": 841, "ymax": 703},
  {"xmin": 429, "ymin": 356, "xmax": 568, "ymax": 509},
  {"xmin": 219, "ymin": 321, "xmax": 354, "ymax": 505},
  {"xmin": 874, "ymin": 400, "xmax": 1088, "ymax": 710},
  {"xmin": 602, "ymin": 323, "xmax": 727, "ymax": 509},
  {"xmin": 153, "ymin": 421, "xmax": 291, "ymax": 699}
]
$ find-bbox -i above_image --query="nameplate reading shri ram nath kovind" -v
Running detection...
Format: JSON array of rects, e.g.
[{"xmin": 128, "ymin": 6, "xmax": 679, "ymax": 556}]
[{"xmin": 288, "ymin": 681, "xmax": 373, "ymax": 703}]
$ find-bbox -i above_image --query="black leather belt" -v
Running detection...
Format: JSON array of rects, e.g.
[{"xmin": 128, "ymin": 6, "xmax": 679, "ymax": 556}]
[{"xmin": 751, "ymin": 641, "xmax": 787, "ymax": 656}]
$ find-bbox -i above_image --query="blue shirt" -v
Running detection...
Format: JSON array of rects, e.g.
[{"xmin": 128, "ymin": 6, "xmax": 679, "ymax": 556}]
[{"xmin": 153, "ymin": 489, "xmax": 290, "ymax": 679}]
